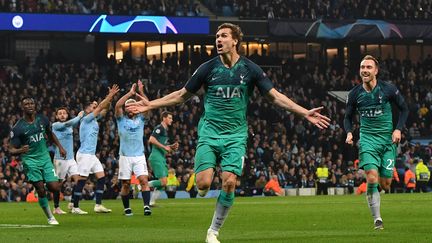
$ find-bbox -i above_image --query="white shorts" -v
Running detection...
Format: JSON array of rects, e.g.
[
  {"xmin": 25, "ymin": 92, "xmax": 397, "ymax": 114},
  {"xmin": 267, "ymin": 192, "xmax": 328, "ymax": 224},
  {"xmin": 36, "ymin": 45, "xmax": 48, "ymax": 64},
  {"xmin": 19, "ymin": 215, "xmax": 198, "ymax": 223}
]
[
  {"xmin": 54, "ymin": 159, "xmax": 79, "ymax": 180},
  {"xmin": 76, "ymin": 151, "xmax": 104, "ymax": 177},
  {"xmin": 119, "ymin": 155, "xmax": 148, "ymax": 180}
]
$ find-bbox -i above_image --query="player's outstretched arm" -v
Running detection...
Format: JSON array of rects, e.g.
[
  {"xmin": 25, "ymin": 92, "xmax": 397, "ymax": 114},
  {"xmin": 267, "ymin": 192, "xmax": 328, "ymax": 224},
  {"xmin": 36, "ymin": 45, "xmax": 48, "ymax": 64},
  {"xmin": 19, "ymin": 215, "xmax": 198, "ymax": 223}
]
[
  {"xmin": 265, "ymin": 88, "xmax": 330, "ymax": 129},
  {"xmin": 126, "ymin": 87, "xmax": 193, "ymax": 114},
  {"xmin": 53, "ymin": 111, "xmax": 84, "ymax": 131},
  {"xmin": 115, "ymin": 83, "xmax": 136, "ymax": 118},
  {"xmin": 137, "ymin": 79, "xmax": 150, "ymax": 102},
  {"xmin": 93, "ymin": 84, "xmax": 120, "ymax": 117}
]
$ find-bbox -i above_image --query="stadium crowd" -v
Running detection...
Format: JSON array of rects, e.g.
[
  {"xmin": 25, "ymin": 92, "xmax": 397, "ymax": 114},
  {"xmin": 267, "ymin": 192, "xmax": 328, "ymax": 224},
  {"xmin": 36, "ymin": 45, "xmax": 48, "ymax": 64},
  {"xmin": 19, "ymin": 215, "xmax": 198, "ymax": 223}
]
[
  {"xmin": 0, "ymin": 0, "xmax": 203, "ymax": 16},
  {"xmin": 2, "ymin": 0, "xmax": 432, "ymax": 20},
  {"xmin": 206, "ymin": 0, "xmax": 432, "ymax": 20},
  {"xmin": 0, "ymin": 47, "xmax": 431, "ymax": 202}
]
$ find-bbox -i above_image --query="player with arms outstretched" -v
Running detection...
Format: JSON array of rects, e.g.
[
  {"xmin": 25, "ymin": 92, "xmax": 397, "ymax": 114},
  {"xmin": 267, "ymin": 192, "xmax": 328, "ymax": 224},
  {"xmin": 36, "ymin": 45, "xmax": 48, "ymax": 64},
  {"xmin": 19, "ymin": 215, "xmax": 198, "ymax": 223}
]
[
  {"xmin": 127, "ymin": 23, "xmax": 330, "ymax": 243},
  {"xmin": 51, "ymin": 107, "xmax": 84, "ymax": 214},
  {"xmin": 71, "ymin": 84, "xmax": 119, "ymax": 214},
  {"xmin": 344, "ymin": 55, "xmax": 408, "ymax": 230},
  {"xmin": 9, "ymin": 97, "xmax": 66, "ymax": 225},
  {"xmin": 115, "ymin": 81, "xmax": 152, "ymax": 216}
]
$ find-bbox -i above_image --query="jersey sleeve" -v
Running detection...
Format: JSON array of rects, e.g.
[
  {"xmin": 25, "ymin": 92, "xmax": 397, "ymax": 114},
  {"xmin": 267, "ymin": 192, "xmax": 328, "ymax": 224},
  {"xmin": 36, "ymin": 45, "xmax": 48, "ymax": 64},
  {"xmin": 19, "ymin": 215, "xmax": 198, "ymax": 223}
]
[
  {"xmin": 41, "ymin": 115, "xmax": 50, "ymax": 130},
  {"xmin": 184, "ymin": 63, "xmax": 209, "ymax": 93},
  {"xmin": 343, "ymin": 89, "xmax": 357, "ymax": 133},
  {"xmin": 250, "ymin": 62, "xmax": 274, "ymax": 95},
  {"xmin": 151, "ymin": 126, "xmax": 162, "ymax": 140},
  {"xmin": 10, "ymin": 125, "xmax": 22, "ymax": 147},
  {"xmin": 82, "ymin": 113, "xmax": 95, "ymax": 123},
  {"xmin": 52, "ymin": 122, "xmax": 65, "ymax": 131},
  {"xmin": 388, "ymin": 83, "xmax": 408, "ymax": 130}
]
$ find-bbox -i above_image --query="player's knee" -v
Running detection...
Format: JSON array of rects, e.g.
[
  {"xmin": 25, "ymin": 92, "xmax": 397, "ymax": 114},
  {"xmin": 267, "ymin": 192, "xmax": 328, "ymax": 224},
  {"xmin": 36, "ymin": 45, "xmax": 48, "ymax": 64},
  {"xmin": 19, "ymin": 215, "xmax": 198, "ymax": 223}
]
[
  {"xmin": 366, "ymin": 172, "xmax": 378, "ymax": 183},
  {"xmin": 380, "ymin": 180, "xmax": 391, "ymax": 190},
  {"xmin": 222, "ymin": 177, "xmax": 236, "ymax": 191},
  {"xmin": 196, "ymin": 179, "xmax": 211, "ymax": 190},
  {"xmin": 160, "ymin": 178, "xmax": 168, "ymax": 187}
]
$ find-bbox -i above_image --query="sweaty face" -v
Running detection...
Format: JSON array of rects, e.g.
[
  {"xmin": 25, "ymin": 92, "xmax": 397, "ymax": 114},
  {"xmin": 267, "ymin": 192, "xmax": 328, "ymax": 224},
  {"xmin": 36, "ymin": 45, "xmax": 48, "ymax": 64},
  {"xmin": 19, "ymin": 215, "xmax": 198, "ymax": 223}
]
[
  {"xmin": 22, "ymin": 98, "xmax": 36, "ymax": 115},
  {"xmin": 215, "ymin": 28, "xmax": 237, "ymax": 55},
  {"xmin": 56, "ymin": 109, "xmax": 69, "ymax": 122},
  {"xmin": 359, "ymin": 59, "xmax": 378, "ymax": 84}
]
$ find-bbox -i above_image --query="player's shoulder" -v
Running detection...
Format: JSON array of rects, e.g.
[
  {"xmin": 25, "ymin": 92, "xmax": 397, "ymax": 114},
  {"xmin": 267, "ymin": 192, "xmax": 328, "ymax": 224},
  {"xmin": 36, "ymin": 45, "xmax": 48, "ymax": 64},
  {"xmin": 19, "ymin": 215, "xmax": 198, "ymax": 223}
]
[
  {"xmin": 241, "ymin": 56, "xmax": 261, "ymax": 69},
  {"xmin": 348, "ymin": 83, "xmax": 363, "ymax": 95},
  {"xmin": 198, "ymin": 56, "xmax": 219, "ymax": 70},
  {"xmin": 12, "ymin": 118, "xmax": 25, "ymax": 131},
  {"xmin": 36, "ymin": 113, "xmax": 49, "ymax": 121},
  {"xmin": 378, "ymin": 79, "xmax": 397, "ymax": 89}
]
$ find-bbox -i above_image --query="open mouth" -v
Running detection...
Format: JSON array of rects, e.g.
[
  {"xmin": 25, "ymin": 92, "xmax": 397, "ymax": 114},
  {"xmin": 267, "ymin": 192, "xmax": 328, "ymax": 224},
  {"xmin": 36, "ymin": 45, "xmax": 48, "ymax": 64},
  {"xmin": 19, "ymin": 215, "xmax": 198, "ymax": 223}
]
[{"xmin": 217, "ymin": 44, "xmax": 223, "ymax": 50}]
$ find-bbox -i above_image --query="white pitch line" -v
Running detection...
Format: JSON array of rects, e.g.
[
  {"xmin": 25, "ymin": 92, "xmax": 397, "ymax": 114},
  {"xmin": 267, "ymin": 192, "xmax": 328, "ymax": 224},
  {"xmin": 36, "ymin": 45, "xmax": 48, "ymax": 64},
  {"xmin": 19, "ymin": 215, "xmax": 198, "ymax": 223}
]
[{"xmin": 0, "ymin": 224, "xmax": 53, "ymax": 228}]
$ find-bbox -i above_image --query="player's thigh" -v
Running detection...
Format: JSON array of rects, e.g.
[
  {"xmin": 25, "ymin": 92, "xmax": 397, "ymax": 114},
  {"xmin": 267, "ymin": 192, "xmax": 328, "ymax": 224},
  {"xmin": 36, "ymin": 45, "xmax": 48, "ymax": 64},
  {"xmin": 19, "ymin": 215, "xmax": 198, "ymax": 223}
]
[
  {"xmin": 220, "ymin": 138, "xmax": 246, "ymax": 176},
  {"xmin": 150, "ymin": 159, "xmax": 168, "ymax": 179},
  {"xmin": 379, "ymin": 144, "xmax": 396, "ymax": 178},
  {"xmin": 119, "ymin": 156, "xmax": 133, "ymax": 180},
  {"xmin": 41, "ymin": 158, "xmax": 59, "ymax": 183},
  {"xmin": 194, "ymin": 141, "xmax": 218, "ymax": 175},
  {"xmin": 359, "ymin": 141, "xmax": 381, "ymax": 171},
  {"xmin": 23, "ymin": 162, "xmax": 44, "ymax": 183},
  {"xmin": 54, "ymin": 159, "xmax": 68, "ymax": 180},
  {"xmin": 132, "ymin": 155, "xmax": 148, "ymax": 178},
  {"xmin": 89, "ymin": 155, "xmax": 104, "ymax": 174},
  {"xmin": 76, "ymin": 152, "xmax": 91, "ymax": 177}
]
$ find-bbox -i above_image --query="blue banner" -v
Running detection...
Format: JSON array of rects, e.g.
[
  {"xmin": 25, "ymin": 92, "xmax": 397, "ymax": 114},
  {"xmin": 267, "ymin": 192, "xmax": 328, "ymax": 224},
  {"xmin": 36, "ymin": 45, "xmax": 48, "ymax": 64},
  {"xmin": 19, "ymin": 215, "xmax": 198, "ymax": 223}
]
[{"xmin": 0, "ymin": 13, "xmax": 209, "ymax": 34}]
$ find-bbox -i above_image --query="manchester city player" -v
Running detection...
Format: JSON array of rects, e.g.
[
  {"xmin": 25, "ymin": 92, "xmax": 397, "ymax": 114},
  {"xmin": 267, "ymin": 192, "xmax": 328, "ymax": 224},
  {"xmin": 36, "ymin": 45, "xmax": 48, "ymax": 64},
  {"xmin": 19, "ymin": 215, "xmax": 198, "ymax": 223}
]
[
  {"xmin": 126, "ymin": 23, "xmax": 330, "ymax": 243},
  {"xmin": 72, "ymin": 84, "xmax": 119, "ymax": 214},
  {"xmin": 52, "ymin": 108, "xmax": 84, "ymax": 214},
  {"xmin": 344, "ymin": 55, "xmax": 408, "ymax": 230},
  {"xmin": 115, "ymin": 82, "xmax": 151, "ymax": 216}
]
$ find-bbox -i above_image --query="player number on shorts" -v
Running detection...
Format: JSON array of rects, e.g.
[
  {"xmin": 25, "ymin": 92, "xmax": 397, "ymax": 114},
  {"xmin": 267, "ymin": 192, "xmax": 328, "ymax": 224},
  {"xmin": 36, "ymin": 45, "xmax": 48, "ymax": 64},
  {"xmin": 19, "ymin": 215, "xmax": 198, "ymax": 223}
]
[
  {"xmin": 385, "ymin": 159, "xmax": 394, "ymax": 170},
  {"xmin": 52, "ymin": 169, "xmax": 58, "ymax": 177}
]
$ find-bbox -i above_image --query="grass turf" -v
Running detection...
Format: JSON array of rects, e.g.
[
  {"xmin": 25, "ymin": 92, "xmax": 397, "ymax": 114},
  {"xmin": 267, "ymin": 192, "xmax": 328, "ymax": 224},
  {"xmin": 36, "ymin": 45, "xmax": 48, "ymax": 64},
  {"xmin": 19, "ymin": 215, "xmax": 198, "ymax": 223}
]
[{"xmin": 0, "ymin": 193, "xmax": 431, "ymax": 242}]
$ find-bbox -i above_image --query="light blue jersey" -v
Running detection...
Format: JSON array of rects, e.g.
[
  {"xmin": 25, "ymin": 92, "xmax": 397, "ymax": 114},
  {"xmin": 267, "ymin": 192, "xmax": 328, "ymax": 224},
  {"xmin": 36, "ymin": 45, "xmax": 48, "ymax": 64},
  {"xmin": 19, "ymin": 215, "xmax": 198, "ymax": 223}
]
[
  {"xmin": 117, "ymin": 114, "xmax": 145, "ymax": 156},
  {"xmin": 52, "ymin": 115, "xmax": 81, "ymax": 160},
  {"xmin": 78, "ymin": 113, "xmax": 99, "ymax": 155}
]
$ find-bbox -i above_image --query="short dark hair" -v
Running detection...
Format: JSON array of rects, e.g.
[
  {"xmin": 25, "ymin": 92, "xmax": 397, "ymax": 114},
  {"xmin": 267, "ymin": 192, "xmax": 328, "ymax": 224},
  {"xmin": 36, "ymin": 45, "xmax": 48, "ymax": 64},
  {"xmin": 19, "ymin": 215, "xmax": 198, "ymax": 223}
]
[
  {"xmin": 217, "ymin": 23, "xmax": 243, "ymax": 51},
  {"xmin": 361, "ymin": 55, "xmax": 379, "ymax": 68},
  {"xmin": 161, "ymin": 111, "xmax": 173, "ymax": 119},
  {"xmin": 21, "ymin": 97, "xmax": 34, "ymax": 103},
  {"xmin": 85, "ymin": 101, "xmax": 97, "ymax": 109}
]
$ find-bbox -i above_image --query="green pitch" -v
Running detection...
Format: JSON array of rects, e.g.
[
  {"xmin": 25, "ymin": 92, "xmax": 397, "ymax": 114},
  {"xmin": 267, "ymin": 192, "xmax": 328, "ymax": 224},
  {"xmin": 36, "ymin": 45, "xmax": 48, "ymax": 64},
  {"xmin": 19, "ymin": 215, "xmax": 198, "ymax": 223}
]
[{"xmin": 1, "ymin": 194, "xmax": 432, "ymax": 242}]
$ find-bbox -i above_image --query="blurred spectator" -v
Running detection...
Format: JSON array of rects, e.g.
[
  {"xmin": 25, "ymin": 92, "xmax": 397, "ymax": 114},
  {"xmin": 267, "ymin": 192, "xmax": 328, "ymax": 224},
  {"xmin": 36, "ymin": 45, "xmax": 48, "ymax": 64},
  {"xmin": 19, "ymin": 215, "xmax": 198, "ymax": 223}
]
[
  {"xmin": 264, "ymin": 175, "xmax": 285, "ymax": 196},
  {"xmin": 404, "ymin": 167, "xmax": 416, "ymax": 193},
  {"xmin": 166, "ymin": 168, "xmax": 179, "ymax": 198},
  {"xmin": 415, "ymin": 159, "xmax": 430, "ymax": 192}
]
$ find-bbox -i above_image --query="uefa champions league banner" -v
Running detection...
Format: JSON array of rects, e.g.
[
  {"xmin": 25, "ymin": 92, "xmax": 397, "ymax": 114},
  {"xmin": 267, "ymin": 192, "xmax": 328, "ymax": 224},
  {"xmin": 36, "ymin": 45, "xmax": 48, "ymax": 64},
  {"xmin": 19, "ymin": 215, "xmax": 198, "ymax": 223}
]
[
  {"xmin": 0, "ymin": 13, "xmax": 209, "ymax": 34},
  {"xmin": 269, "ymin": 19, "xmax": 432, "ymax": 40}
]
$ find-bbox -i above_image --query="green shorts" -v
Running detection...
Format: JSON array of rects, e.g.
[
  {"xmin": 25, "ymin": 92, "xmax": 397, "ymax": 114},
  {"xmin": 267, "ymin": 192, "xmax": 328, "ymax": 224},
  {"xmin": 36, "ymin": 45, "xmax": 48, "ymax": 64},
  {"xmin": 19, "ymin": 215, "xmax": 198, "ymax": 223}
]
[
  {"xmin": 23, "ymin": 157, "xmax": 58, "ymax": 183},
  {"xmin": 359, "ymin": 141, "xmax": 396, "ymax": 178},
  {"xmin": 194, "ymin": 137, "xmax": 246, "ymax": 176},
  {"xmin": 149, "ymin": 158, "xmax": 168, "ymax": 179}
]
